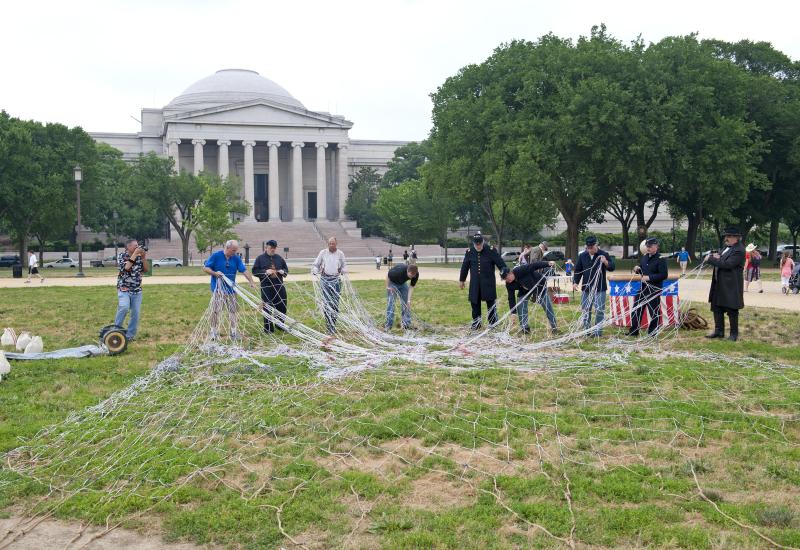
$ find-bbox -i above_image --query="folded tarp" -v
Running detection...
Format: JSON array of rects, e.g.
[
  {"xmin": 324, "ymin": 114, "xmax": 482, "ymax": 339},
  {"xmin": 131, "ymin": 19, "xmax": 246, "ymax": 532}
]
[{"xmin": 5, "ymin": 345, "xmax": 108, "ymax": 360}]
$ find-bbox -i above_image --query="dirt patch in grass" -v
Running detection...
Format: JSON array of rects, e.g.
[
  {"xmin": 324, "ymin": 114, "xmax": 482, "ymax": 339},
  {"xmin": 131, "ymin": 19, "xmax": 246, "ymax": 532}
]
[
  {"xmin": 402, "ymin": 471, "xmax": 475, "ymax": 511},
  {"xmin": 0, "ymin": 516, "xmax": 210, "ymax": 549}
]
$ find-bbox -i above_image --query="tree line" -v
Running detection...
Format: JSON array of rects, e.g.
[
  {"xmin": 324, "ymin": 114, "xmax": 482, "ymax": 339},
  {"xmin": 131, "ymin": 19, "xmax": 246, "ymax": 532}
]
[
  {"xmin": 0, "ymin": 111, "xmax": 246, "ymax": 265},
  {"xmin": 346, "ymin": 26, "xmax": 800, "ymax": 261}
]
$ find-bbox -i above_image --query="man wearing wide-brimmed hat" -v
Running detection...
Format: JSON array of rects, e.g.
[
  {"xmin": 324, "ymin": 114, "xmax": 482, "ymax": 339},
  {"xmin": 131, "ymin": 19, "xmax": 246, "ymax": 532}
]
[
  {"xmin": 744, "ymin": 243, "xmax": 763, "ymax": 293},
  {"xmin": 704, "ymin": 226, "xmax": 745, "ymax": 341}
]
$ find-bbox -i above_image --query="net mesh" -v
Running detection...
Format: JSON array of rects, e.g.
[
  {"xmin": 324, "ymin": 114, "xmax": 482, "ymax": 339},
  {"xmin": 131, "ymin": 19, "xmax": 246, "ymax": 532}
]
[{"xmin": 1, "ymin": 258, "xmax": 798, "ymax": 549}]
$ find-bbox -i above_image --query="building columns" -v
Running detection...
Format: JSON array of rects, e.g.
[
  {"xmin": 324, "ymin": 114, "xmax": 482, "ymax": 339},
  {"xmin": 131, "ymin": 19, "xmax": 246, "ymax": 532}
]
[
  {"xmin": 243, "ymin": 140, "xmax": 256, "ymax": 222},
  {"xmin": 315, "ymin": 142, "xmax": 328, "ymax": 220},
  {"xmin": 217, "ymin": 140, "xmax": 230, "ymax": 178},
  {"xmin": 291, "ymin": 141, "xmax": 305, "ymax": 220},
  {"xmin": 267, "ymin": 141, "xmax": 281, "ymax": 221},
  {"xmin": 192, "ymin": 139, "xmax": 205, "ymax": 175},
  {"xmin": 167, "ymin": 138, "xmax": 181, "ymax": 173},
  {"xmin": 337, "ymin": 143, "xmax": 349, "ymax": 220}
]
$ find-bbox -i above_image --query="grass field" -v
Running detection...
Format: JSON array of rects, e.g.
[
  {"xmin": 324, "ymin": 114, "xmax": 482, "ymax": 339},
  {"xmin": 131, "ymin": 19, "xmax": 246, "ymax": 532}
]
[{"xmin": 0, "ymin": 282, "xmax": 798, "ymax": 548}]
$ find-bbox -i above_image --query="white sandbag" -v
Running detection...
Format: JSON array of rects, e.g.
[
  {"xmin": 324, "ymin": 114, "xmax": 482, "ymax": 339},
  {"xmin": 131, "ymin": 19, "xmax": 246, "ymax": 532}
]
[
  {"xmin": 1, "ymin": 328, "xmax": 15, "ymax": 347},
  {"xmin": 15, "ymin": 332, "xmax": 31, "ymax": 352},
  {"xmin": 0, "ymin": 351, "xmax": 10, "ymax": 380},
  {"xmin": 24, "ymin": 336, "xmax": 44, "ymax": 355}
]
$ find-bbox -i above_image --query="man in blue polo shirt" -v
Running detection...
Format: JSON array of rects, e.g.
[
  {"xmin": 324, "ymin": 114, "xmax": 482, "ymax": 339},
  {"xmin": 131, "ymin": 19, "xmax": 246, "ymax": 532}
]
[{"xmin": 202, "ymin": 239, "xmax": 257, "ymax": 340}]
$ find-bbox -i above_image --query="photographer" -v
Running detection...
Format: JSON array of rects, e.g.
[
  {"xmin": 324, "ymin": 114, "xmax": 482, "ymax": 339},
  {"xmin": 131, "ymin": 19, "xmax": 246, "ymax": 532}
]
[{"xmin": 114, "ymin": 239, "xmax": 146, "ymax": 342}]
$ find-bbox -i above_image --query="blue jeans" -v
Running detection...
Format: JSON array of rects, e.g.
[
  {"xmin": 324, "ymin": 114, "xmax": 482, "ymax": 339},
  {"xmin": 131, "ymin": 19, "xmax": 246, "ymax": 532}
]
[
  {"xmin": 320, "ymin": 277, "xmax": 341, "ymax": 334},
  {"xmin": 518, "ymin": 291, "xmax": 557, "ymax": 330},
  {"xmin": 580, "ymin": 290, "xmax": 606, "ymax": 335},
  {"xmin": 386, "ymin": 282, "xmax": 411, "ymax": 329},
  {"xmin": 115, "ymin": 290, "xmax": 142, "ymax": 339}
]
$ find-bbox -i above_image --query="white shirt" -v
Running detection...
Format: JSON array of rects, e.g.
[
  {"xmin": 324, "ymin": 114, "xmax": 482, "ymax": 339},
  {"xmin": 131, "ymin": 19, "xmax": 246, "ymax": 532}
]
[
  {"xmin": 312, "ymin": 248, "xmax": 347, "ymax": 278},
  {"xmin": 29, "ymin": 254, "xmax": 38, "ymax": 268}
]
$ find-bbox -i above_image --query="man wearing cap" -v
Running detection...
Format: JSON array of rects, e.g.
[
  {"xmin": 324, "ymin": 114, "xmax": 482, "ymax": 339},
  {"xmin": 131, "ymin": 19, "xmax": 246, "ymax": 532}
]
[
  {"xmin": 252, "ymin": 240, "xmax": 289, "ymax": 333},
  {"xmin": 459, "ymin": 234, "xmax": 508, "ymax": 329},
  {"xmin": 504, "ymin": 259, "xmax": 558, "ymax": 335},
  {"xmin": 704, "ymin": 227, "xmax": 745, "ymax": 341},
  {"xmin": 627, "ymin": 237, "xmax": 668, "ymax": 337},
  {"xmin": 202, "ymin": 239, "xmax": 258, "ymax": 340},
  {"xmin": 573, "ymin": 236, "xmax": 615, "ymax": 337}
]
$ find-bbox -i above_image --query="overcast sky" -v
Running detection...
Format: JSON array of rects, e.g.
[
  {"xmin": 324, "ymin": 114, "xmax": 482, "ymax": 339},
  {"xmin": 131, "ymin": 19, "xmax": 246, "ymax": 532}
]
[{"xmin": 2, "ymin": 0, "xmax": 798, "ymax": 141}]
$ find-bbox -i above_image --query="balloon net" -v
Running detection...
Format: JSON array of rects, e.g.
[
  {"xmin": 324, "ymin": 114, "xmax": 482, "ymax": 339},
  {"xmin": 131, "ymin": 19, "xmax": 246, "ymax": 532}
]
[{"xmin": 2, "ymin": 260, "xmax": 798, "ymax": 548}]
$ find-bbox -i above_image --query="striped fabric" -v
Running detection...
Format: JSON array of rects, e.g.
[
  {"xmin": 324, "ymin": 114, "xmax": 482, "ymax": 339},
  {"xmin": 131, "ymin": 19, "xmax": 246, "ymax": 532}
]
[{"xmin": 609, "ymin": 279, "xmax": 680, "ymax": 327}]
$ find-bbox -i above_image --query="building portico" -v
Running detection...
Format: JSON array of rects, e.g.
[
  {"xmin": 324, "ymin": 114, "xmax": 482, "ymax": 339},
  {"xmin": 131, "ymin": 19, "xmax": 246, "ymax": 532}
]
[{"xmin": 90, "ymin": 69, "xmax": 407, "ymax": 233}]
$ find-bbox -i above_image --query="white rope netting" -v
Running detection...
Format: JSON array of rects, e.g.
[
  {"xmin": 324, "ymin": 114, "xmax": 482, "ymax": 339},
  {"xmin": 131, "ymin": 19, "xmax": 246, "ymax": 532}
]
[{"xmin": 1, "ymin": 258, "xmax": 798, "ymax": 548}]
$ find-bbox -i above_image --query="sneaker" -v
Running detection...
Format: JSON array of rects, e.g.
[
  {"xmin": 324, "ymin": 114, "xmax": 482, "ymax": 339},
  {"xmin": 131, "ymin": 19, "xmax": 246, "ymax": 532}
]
[
  {"xmin": 626, "ymin": 330, "xmax": 639, "ymax": 337},
  {"xmin": 230, "ymin": 332, "xmax": 241, "ymax": 341},
  {"xmin": 758, "ymin": 290, "xmax": 763, "ymax": 293},
  {"xmin": 40, "ymin": 278, "xmax": 45, "ymax": 283},
  {"xmin": 209, "ymin": 331, "xmax": 219, "ymax": 341},
  {"xmin": 520, "ymin": 327, "xmax": 531, "ymax": 335}
]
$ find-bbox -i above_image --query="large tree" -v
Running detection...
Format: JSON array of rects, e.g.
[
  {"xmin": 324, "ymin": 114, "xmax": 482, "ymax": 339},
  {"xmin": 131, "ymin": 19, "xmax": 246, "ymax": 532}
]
[
  {"xmin": 344, "ymin": 167, "xmax": 384, "ymax": 237},
  {"xmin": 647, "ymin": 36, "xmax": 767, "ymax": 258},
  {"xmin": 194, "ymin": 174, "xmax": 249, "ymax": 253}
]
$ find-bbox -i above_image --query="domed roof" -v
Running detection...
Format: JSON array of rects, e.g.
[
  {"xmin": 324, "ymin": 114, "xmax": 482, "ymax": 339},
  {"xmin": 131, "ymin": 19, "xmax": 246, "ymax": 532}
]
[{"xmin": 166, "ymin": 69, "xmax": 305, "ymax": 111}]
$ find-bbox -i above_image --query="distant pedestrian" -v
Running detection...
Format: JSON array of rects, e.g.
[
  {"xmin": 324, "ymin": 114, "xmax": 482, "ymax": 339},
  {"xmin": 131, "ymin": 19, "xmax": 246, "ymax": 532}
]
[
  {"xmin": 403, "ymin": 250, "xmax": 409, "ymax": 262},
  {"xmin": 375, "ymin": 255, "xmax": 382, "ymax": 270},
  {"xmin": 780, "ymin": 251, "xmax": 795, "ymax": 294},
  {"xmin": 564, "ymin": 258, "xmax": 573, "ymax": 277},
  {"xmin": 411, "ymin": 249, "xmax": 418, "ymax": 263},
  {"xmin": 744, "ymin": 244, "xmax": 763, "ymax": 293},
  {"xmin": 388, "ymin": 252, "xmax": 394, "ymax": 266},
  {"xmin": 25, "ymin": 250, "xmax": 44, "ymax": 283},
  {"xmin": 677, "ymin": 247, "xmax": 690, "ymax": 276}
]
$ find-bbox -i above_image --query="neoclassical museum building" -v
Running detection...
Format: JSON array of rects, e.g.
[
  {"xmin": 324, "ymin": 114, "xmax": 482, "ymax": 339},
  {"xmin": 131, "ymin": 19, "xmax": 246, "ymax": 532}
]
[{"xmin": 90, "ymin": 69, "xmax": 406, "ymax": 256}]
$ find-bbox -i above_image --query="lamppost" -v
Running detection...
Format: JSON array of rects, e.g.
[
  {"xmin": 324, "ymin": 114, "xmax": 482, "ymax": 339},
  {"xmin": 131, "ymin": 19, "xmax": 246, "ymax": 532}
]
[
  {"xmin": 74, "ymin": 165, "xmax": 85, "ymax": 277},
  {"xmin": 112, "ymin": 210, "xmax": 119, "ymax": 259}
]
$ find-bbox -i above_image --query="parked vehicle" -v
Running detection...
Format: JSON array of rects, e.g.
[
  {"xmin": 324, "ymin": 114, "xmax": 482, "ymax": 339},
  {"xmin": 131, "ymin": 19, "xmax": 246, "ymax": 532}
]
[
  {"xmin": 43, "ymin": 258, "xmax": 78, "ymax": 269},
  {"xmin": 500, "ymin": 251, "xmax": 520, "ymax": 262},
  {"xmin": 90, "ymin": 255, "xmax": 119, "ymax": 268},
  {"xmin": 152, "ymin": 257, "xmax": 182, "ymax": 268},
  {"xmin": 543, "ymin": 250, "xmax": 566, "ymax": 262},
  {"xmin": 0, "ymin": 255, "xmax": 21, "ymax": 268}
]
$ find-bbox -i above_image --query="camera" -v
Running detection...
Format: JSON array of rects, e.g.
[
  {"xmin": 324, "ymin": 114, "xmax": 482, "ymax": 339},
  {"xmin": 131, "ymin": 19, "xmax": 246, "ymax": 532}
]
[{"xmin": 141, "ymin": 246, "xmax": 148, "ymax": 252}]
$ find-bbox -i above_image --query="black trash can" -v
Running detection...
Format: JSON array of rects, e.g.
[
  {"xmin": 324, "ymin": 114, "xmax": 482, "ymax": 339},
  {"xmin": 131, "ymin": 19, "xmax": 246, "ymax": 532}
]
[{"xmin": 12, "ymin": 263, "xmax": 23, "ymax": 278}]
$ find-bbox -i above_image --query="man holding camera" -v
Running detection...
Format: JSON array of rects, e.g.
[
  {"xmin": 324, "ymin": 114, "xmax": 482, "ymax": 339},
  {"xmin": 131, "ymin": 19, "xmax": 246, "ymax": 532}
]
[
  {"xmin": 704, "ymin": 226, "xmax": 745, "ymax": 341},
  {"xmin": 114, "ymin": 239, "xmax": 146, "ymax": 341}
]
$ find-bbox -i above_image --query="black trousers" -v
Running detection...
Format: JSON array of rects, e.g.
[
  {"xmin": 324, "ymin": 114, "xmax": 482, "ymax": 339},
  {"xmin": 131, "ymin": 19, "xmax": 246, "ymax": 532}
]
[
  {"xmin": 261, "ymin": 283, "xmax": 287, "ymax": 333},
  {"xmin": 711, "ymin": 305, "xmax": 739, "ymax": 336},
  {"xmin": 470, "ymin": 298, "xmax": 497, "ymax": 328},
  {"xmin": 630, "ymin": 289, "xmax": 660, "ymax": 334}
]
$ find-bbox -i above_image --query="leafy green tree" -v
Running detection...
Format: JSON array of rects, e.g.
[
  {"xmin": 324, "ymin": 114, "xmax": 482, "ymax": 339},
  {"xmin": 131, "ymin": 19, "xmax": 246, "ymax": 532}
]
[
  {"xmin": 382, "ymin": 141, "xmax": 430, "ymax": 186},
  {"xmin": 706, "ymin": 39, "xmax": 800, "ymax": 258},
  {"xmin": 344, "ymin": 167, "xmax": 384, "ymax": 237},
  {"xmin": 194, "ymin": 174, "xmax": 248, "ymax": 253},
  {"xmin": 648, "ymin": 35, "xmax": 768, "ymax": 258}
]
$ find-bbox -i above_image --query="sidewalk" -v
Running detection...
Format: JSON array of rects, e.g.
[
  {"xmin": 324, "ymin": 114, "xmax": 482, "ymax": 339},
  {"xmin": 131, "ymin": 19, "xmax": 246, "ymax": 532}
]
[{"xmin": 1, "ymin": 265, "xmax": 799, "ymax": 312}]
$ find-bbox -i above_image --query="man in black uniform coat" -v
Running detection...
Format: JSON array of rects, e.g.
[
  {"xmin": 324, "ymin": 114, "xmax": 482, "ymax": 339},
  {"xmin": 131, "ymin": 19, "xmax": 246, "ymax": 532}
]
[
  {"xmin": 628, "ymin": 237, "xmax": 669, "ymax": 336},
  {"xmin": 704, "ymin": 226, "xmax": 745, "ymax": 341},
  {"xmin": 504, "ymin": 260, "xmax": 557, "ymax": 334},
  {"xmin": 252, "ymin": 239, "xmax": 289, "ymax": 333},
  {"xmin": 459, "ymin": 234, "xmax": 508, "ymax": 329}
]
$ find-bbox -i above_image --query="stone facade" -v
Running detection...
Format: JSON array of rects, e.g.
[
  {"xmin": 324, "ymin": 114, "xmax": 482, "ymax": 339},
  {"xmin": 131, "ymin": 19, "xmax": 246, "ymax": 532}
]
[{"xmin": 89, "ymin": 69, "xmax": 407, "ymax": 226}]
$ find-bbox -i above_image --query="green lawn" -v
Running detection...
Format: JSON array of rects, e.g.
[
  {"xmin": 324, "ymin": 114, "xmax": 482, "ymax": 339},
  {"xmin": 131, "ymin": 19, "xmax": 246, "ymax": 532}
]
[{"xmin": 0, "ymin": 282, "xmax": 798, "ymax": 548}]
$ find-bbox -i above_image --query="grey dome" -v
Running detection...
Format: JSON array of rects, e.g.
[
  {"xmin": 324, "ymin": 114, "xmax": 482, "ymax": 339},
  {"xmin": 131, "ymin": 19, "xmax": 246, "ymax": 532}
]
[{"xmin": 166, "ymin": 69, "xmax": 305, "ymax": 111}]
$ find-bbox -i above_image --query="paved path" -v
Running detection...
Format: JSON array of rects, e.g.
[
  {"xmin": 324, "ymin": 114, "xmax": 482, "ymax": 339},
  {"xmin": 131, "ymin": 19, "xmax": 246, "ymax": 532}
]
[{"xmin": 2, "ymin": 265, "xmax": 799, "ymax": 312}]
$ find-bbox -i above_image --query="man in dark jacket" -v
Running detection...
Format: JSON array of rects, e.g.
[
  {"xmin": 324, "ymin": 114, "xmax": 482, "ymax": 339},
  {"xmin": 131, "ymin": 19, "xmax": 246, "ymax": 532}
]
[
  {"xmin": 573, "ymin": 236, "xmax": 616, "ymax": 336},
  {"xmin": 459, "ymin": 234, "xmax": 508, "ymax": 329},
  {"xmin": 628, "ymin": 237, "xmax": 669, "ymax": 336},
  {"xmin": 505, "ymin": 260, "xmax": 557, "ymax": 334},
  {"xmin": 252, "ymin": 239, "xmax": 289, "ymax": 333},
  {"xmin": 385, "ymin": 263, "xmax": 419, "ymax": 330},
  {"xmin": 705, "ymin": 226, "xmax": 745, "ymax": 341}
]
